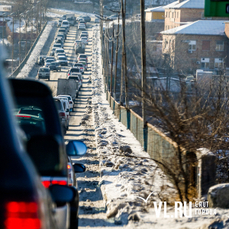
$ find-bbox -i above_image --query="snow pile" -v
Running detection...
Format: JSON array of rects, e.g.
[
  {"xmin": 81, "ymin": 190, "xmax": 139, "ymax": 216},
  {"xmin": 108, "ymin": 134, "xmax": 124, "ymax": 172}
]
[
  {"xmin": 90, "ymin": 25, "xmax": 229, "ymax": 228},
  {"xmin": 90, "ymin": 25, "xmax": 175, "ymax": 224},
  {"xmin": 16, "ymin": 21, "xmax": 54, "ymax": 79}
]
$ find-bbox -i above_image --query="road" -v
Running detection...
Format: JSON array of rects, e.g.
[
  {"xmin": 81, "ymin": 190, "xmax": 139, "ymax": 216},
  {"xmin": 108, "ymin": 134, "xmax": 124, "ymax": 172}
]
[{"xmin": 37, "ymin": 20, "xmax": 112, "ymax": 228}]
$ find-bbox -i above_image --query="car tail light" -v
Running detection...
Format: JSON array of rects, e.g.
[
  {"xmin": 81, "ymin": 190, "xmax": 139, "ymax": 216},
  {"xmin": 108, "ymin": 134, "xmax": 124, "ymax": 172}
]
[
  {"xmin": 69, "ymin": 101, "xmax": 72, "ymax": 104},
  {"xmin": 42, "ymin": 180, "xmax": 67, "ymax": 188},
  {"xmin": 16, "ymin": 115, "xmax": 31, "ymax": 118},
  {"xmin": 59, "ymin": 112, "xmax": 65, "ymax": 117},
  {"xmin": 67, "ymin": 164, "xmax": 71, "ymax": 169},
  {"xmin": 4, "ymin": 201, "xmax": 41, "ymax": 229}
]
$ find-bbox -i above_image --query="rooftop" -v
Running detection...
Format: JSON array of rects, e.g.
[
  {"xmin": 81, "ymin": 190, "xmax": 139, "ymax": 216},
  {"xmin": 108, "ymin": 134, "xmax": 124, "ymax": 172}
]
[
  {"xmin": 164, "ymin": 0, "xmax": 204, "ymax": 9},
  {"xmin": 161, "ymin": 20, "xmax": 228, "ymax": 36},
  {"xmin": 145, "ymin": 6, "xmax": 165, "ymax": 12}
]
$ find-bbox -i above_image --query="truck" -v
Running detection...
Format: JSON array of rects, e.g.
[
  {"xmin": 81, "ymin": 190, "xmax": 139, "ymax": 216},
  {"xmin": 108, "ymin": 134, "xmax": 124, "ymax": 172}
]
[{"xmin": 57, "ymin": 78, "xmax": 79, "ymax": 99}]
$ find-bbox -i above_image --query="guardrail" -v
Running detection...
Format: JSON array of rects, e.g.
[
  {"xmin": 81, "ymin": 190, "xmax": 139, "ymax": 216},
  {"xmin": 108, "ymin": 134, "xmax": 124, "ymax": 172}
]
[
  {"xmin": 8, "ymin": 22, "xmax": 47, "ymax": 78},
  {"xmin": 106, "ymin": 90, "xmax": 216, "ymax": 198}
]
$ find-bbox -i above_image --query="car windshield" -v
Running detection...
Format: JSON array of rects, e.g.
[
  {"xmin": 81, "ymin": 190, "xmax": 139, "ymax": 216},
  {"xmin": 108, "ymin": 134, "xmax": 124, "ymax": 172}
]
[
  {"xmin": 71, "ymin": 68, "xmax": 80, "ymax": 72},
  {"xmin": 39, "ymin": 68, "xmax": 49, "ymax": 72},
  {"xmin": 59, "ymin": 57, "xmax": 67, "ymax": 60},
  {"xmin": 69, "ymin": 76, "xmax": 79, "ymax": 81}
]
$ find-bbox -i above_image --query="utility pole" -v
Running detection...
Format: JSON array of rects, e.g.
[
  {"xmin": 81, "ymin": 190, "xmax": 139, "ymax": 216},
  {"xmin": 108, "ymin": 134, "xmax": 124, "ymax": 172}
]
[
  {"xmin": 114, "ymin": 14, "xmax": 120, "ymax": 100},
  {"xmin": 120, "ymin": 0, "xmax": 127, "ymax": 107},
  {"xmin": 11, "ymin": 15, "xmax": 14, "ymax": 73},
  {"xmin": 140, "ymin": 0, "xmax": 147, "ymax": 150},
  {"xmin": 110, "ymin": 22, "xmax": 114, "ymax": 95}
]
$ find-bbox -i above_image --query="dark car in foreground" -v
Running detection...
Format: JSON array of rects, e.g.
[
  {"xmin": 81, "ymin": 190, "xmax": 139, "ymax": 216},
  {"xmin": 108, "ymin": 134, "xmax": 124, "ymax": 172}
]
[
  {"xmin": 0, "ymin": 46, "xmax": 78, "ymax": 229},
  {"xmin": 9, "ymin": 78, "xmax": 87, "ymax": 229}
]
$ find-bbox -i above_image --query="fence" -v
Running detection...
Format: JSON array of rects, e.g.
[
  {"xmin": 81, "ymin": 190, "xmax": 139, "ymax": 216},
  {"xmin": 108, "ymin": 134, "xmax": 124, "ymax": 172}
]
[
  {"xmin": 106, "ymin": 90, "xmax": 216, "ymax": 197},
  {"xmin": 8, "ymin": 22, "xmax": 47, "ymax": 78}
]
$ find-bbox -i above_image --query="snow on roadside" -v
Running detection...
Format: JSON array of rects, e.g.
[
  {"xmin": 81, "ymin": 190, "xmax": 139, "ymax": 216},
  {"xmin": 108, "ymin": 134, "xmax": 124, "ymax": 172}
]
[
  {"xmin": 16, "ymin": 21, "xmax": 54, "ymax": 79},
  {"xmin": 90, "ymin": 26, "xmax": 229, "ymax": 228},
  {"xmin": 90, "ymin": 25, "xmax": 175, "ymax": 225}
]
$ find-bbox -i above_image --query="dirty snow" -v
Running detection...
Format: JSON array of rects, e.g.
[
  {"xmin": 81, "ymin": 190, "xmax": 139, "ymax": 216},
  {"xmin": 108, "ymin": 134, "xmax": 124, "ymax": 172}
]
[{"xmin": 90, "ymin": 25, "xmax": 229, "ymax": 228}]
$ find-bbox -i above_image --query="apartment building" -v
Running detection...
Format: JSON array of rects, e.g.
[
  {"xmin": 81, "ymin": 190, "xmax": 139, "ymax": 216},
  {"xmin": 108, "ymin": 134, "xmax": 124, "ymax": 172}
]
[
  {"xmin": 161, "ymin": 20, "xmax": 228, "ymax": 73},
  {"xmin": 164, "ymin": 0, "xmax": 204, "ymax": 30}
]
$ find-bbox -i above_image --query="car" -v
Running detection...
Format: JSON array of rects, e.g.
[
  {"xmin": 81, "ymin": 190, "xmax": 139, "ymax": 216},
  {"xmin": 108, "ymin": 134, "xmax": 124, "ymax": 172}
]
[
  {"xmin": 82, "ymin": 15, "xmax": 91, "ymax": 22},
  {"xmin": 55, "ymin": 38, "xmax": 64, "ymax": 48},
  {"xmin": 45, "ymin": 58, "xmax": 54, "ymax": 67},
  {"xmin": 57, "ymin": 97, "xmax": 70, "ymax": 121},
  {"xmin": 0, "ymin": 47, "xmax": 77, "ymax": 229},
  {"xmin": 18, "ymin": 106, "xmax": 44, "ymax": 117},
  {"xmin": 74, "ymin": 63, "xmax": 84, "ymax": 74},
  {"xmin": 77, "ymin": 17, "xmax": 85, "ymax": 22},
  {"xmin": 37, "ymin": 67, "xmax": 50, "ymax": 80},
  {"xmin": 50, "ymin": 47, "xmax": 56, "ymax": 56},
  {"xmin": 94, "ymin": 18, "xmax": 100, "ymax": 23},
  {"xmin": 58, "ymin": 19, "xmax": 62, "ymax": 27},
  {"xmin": 55, "ymin": 48, "xmax": 66, "ymax": 58},
  {"xmin": 58, "ymin": 55, "xmax": 68, "ymax": 66},
  {"xmin": 62, "ymin": 20, "xmax": 70, "ymax": 29},
  {"xmin": 68, "ymin": 67, "xmax": 82, "ymax": 76},
  {"xmin": 78, "ymin": 54, "xmax": 88, "ymax": 62},
  {"xmin": 49, "ymin": 61, "xmax": 61, "ymax": 72},
  {"xmin": 9, "ymin": 78, "xmax": 87, "ymax": 229},
  {"xmin": 78, "ymin": 23, "xmax": 86, "ymax": 30},
  {"xmin": 79, "ymin": 60, "xmax": 87, "ymax": 71},
  {"xmin": 58, "ymin": 95, "xmax": 74, "ymax": 111},
  {"xmin": 81, "ymin": 37, "xmax": 88, "ymax": 45},
  {"xmin": 81, "ymin": 31, "xmax": 88, "ymax": 37},
  {"xmin": 46, "ymin": 56, "xmax": 56, "ymax": 61},
  {"xmin": 53, "ymin": 43, "xmax": 62, "ymax": 49},
  {"xmin": 56, "ymin": 33, "xmax": 65, "ymax": 42},
  {"xmin": 59, "ymin": 27, "xmax": 68, "ymax": 35},
  {"xmin": 54, "ymin": 97, "xmax": 70, "ymax": 132}
]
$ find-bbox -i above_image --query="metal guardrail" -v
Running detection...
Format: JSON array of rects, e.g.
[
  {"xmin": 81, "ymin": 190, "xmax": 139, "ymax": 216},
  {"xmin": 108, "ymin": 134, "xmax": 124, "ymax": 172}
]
[{"xmin": 8, "ymin": 22, "xmax": 47, "ymax": 78}]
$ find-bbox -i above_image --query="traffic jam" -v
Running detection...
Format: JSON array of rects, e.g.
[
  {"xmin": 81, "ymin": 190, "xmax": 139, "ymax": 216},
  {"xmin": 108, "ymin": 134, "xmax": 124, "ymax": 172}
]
[{"xmin": 1, "ymin": 14, "xmax": 95, "ymax": 229}]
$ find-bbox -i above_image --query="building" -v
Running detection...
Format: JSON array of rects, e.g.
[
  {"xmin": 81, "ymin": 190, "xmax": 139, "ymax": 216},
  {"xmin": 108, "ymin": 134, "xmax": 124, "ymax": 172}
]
[
  {"xmin": 0, "ymin": 5, "xmax": 12, "ymax": 16},
  {"xmin": 161, "ymin": 20, "xmax": 229, "ymax": 73},
  {"xmin": 145, "ymin": 6, "xmax": 166, "ymax": 22},
  {"xmin": 164, "ymin": 0, "xmax": 204, "ymax": 30}
]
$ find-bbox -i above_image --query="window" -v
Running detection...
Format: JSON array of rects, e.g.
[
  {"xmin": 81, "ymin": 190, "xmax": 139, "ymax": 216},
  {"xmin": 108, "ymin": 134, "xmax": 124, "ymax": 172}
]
[
  {"xmin": 216, "ymin": 41, "xmax": 224, "ymax": 51},
  {"xmin": 214, "ymin": 58, "xmax": 224, "ymax": 68},
  {"xmin": 201, "ymin": 58, "xmax": 210, "ymax": 69},
  {"xmin": 202, "ymin": 40, "xmax": 210, "ymax": 51},
  {"xmin": 188, "ymin": 40, "xmax": 196, "ymax": 52}
]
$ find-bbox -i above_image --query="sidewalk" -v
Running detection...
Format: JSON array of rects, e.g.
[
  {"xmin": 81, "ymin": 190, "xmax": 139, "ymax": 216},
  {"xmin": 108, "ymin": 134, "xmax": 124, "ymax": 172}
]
[{"xmin": 90, "ymin": 25, "xmax": 229, "ymax": 229}]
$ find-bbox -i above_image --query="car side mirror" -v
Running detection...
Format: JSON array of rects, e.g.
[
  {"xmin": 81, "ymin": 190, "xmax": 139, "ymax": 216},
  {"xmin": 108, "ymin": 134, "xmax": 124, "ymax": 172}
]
[
  {"xmin": 49, "ymin": 184, "xmax": 77, "ymax": 205},
  {"xmin": 73, "ymin": 163, "xmax": 86, "ymax": 173},
  {"xmin": 66, "ymin": 140, "xmax": 87, "ymax": 156},
  {"xmin": 66, "ymin": 109, "xmax": 69, "ymax": 112}
]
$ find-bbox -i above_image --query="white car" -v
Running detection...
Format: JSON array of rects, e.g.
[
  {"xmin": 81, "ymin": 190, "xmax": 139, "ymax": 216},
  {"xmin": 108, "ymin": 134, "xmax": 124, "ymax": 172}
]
[
  {"xmin": 54, "ymin": 48, "xmax": 66, "ymax": 58},
  {"xmin": 78, "ymin": 23, "xmax": 86, "ymax": 30},
  {"xmin": 58, "ymin": 95, "xmax": 74, "ymax": 111},
  {"xmin": 81, "ymin": 37, "xmax": 88, "ymax": 45},
  {"xmin": 61, "ymin": 20, "xmax": 70, "ymax": 30}
]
